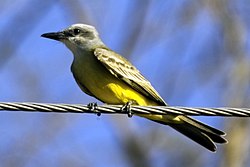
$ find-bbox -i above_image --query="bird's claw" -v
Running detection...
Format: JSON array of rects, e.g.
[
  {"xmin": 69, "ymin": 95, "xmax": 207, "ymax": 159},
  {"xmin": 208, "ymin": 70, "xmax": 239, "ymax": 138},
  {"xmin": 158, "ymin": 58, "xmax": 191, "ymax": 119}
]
[
  {"xmin": 121, "ymin": 101, "xmax": 133, "ymax": 118},
  {"xmin": 87, "ymin": 102, "xmax": 101, "ymax": 116}
]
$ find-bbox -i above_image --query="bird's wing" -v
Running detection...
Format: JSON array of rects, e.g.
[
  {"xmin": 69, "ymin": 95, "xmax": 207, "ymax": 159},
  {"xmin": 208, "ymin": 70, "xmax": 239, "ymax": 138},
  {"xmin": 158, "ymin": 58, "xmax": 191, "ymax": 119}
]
[{"xmin": 94, "ymin": 47, "xmax": 167, "ymax": 105}]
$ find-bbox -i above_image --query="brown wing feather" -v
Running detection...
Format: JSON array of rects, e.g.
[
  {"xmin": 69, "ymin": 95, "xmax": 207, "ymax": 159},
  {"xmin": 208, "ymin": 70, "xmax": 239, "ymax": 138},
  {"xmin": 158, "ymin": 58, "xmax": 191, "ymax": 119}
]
[{"xmin": 94, "ymin": 48, "xmax": 167, "ymax": 105}]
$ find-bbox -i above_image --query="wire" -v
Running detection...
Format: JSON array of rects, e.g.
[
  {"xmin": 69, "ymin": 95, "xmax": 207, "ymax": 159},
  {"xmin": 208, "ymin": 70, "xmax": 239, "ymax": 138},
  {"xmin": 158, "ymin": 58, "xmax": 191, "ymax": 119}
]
[{"xmin": 0, "ymin": 102, "xmax": 250, "ymax": 117}]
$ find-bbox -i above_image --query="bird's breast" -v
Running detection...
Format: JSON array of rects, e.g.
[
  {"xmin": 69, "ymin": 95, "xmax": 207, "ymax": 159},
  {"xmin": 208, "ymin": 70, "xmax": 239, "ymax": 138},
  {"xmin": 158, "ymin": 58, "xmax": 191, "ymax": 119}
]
[
  {"xmin": 71, "ymin": 54, "xmax": 123, "ymax": 103},
  {"xmin": 71, "ymin": 53, "xmax": 158, "ymax": 106}
]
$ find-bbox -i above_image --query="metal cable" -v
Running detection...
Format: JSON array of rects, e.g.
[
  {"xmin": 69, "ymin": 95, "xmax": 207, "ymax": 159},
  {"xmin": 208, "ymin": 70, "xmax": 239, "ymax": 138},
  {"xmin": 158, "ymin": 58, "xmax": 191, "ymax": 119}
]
[{"xmin": 0, "ymin": 102, "xmax": 250, "ymax": 117}]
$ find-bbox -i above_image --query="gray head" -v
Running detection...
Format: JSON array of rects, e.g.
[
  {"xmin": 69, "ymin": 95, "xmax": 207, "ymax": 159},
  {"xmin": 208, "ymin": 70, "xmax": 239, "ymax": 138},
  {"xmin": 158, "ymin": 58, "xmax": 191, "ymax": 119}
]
[{"xmin": 41, "ymin": 24, "xmax": 105, "ymax": 52}]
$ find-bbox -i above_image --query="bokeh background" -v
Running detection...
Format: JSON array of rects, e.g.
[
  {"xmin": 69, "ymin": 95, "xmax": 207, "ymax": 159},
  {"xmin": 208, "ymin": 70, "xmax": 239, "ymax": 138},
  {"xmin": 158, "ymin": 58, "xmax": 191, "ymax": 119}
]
[{"xmin": 1, "ymin": 0, "xmax": 250, "ymax": 167}]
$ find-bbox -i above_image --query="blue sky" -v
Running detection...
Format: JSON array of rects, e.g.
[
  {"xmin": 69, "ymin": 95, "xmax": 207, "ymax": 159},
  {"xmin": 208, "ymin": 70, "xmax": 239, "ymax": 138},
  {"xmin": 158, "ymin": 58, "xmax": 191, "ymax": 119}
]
[{"xmin": 0, "ymin": 1, "xmax": 250, "ymax": 167}]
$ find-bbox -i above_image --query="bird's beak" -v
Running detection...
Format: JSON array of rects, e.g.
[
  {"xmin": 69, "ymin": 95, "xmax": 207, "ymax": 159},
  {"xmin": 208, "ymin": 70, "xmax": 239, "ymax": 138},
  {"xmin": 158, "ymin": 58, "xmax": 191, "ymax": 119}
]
[{"xmin": 41, "ymin": 31, "xmax": 66, "ymax": 41}]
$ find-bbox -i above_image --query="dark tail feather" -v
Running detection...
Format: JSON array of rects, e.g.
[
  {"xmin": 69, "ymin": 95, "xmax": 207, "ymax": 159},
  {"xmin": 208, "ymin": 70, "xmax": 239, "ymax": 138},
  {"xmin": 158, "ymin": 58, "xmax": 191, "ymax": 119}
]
[{"xmin": 154, "ymin": 115, "xmax": 227, "ymax": 152}]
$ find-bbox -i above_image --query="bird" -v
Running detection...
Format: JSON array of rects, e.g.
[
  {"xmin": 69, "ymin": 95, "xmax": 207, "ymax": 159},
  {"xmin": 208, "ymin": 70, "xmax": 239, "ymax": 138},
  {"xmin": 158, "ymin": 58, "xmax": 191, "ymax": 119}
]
[{"xmin": 41, "ymin": 23, "xmax": 227, "ymax": 152}]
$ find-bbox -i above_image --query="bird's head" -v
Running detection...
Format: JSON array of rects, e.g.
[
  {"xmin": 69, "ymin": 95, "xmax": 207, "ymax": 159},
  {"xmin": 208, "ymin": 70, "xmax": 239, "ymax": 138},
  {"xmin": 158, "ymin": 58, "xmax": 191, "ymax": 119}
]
[{"xmin": 41, "ymin": 24, "xmax": 105, "ymax": 52}]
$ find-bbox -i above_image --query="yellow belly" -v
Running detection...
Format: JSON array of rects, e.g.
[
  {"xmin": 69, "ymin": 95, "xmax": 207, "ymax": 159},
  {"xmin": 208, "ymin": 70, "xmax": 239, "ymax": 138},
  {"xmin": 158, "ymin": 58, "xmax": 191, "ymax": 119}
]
[
  {"xmin": 96, "ymin": 81, "xmax": 157, "ymax": 105},
  {"xmin": 71, "ymin": 54, "xmax": 157, "ymax": 106},
  {"xmin": 71, "ymin": 54, "xmax": 180, "ymax": 124}
]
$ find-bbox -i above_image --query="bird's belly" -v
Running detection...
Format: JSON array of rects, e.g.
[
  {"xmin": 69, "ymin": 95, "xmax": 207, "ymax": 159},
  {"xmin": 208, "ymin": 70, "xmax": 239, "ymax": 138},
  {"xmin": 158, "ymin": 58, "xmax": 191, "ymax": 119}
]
[{"xmin": 71, "ymin": 58, "xmax": 156, "ymax": 106}]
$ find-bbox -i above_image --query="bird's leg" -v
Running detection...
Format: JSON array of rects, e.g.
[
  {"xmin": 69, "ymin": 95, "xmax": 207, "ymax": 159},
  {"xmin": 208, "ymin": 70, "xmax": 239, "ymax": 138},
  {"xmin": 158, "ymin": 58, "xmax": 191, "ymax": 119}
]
[
  {"xmin": 87, "ymin": 102, "xmax": 101, "ymax": 116},
  {"xmin": 121, "ymin": 101, "xmax": 134, "ymax": 118}
]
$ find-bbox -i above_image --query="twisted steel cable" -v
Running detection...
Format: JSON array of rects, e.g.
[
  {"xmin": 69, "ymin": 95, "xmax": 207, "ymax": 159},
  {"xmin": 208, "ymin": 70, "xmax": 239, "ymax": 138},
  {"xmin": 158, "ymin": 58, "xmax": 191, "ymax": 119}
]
[{"xmin": 0, "ymin": 102, "xmax": 250, "ymax": 117}]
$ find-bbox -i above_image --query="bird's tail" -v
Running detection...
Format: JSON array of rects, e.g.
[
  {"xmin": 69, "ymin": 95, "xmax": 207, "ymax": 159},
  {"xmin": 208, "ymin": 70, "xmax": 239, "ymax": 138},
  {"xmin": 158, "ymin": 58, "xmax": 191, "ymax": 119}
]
[{"xmin": 149, "ymin": 115, "xmax": 227, "ymax": 152}]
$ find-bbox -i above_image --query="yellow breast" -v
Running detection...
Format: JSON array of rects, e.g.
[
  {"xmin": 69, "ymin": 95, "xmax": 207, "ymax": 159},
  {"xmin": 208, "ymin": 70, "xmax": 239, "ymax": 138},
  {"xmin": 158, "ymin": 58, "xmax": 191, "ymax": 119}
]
[{"xmin": 71, "ymin": 53, "xmax": 157, "ymax": 106}]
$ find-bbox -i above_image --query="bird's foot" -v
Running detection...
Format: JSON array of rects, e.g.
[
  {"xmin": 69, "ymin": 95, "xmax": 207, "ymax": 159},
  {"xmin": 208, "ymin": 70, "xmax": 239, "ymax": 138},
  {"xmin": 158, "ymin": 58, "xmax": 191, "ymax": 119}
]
[
  {"xmin": 87, "ymin": 102, "xmax": 101, "ymax": 116},
  {"xmin": 121, "ymin": 101, "xmax": 134, "ymax": 118}
]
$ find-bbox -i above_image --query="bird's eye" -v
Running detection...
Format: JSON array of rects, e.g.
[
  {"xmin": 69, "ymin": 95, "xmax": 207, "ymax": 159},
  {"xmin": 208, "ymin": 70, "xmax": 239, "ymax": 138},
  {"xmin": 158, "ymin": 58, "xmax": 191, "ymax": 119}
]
[{"xmin": 73, "ymin": 28, "xmax": 81, "ymax": 35}]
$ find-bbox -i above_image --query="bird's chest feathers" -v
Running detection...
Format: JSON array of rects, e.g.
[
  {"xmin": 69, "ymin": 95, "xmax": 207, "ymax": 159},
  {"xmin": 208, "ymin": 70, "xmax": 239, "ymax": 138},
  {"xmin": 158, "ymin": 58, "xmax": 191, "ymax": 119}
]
[
  {"xmin": 71, "ymin": 54, "xmax": 144, "ymax": 104},
  {"xmin": 70, "ymin": 52, "xmax": 157, "ymax": 105},
  {"xmin": 71, "ymin": 55, "xmax": 107, "ymax": 88},
  {"xmin": 71, "ymin": 54, "xmax": 122, "ymax": 101}
]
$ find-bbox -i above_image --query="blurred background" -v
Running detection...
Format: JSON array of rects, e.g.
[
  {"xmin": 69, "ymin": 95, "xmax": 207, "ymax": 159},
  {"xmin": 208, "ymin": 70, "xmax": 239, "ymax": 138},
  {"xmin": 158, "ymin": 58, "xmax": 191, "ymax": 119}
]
[{"xmin": 0, "ymin": 0, "xmax": 250, "ymax": 167}]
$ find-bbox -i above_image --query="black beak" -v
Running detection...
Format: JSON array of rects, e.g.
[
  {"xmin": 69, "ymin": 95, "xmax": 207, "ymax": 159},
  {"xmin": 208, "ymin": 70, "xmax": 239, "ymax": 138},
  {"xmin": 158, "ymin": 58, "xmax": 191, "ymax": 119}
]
[{"xmin": 41, "ymin": 31, "xmax": 66, "ymax": 41}]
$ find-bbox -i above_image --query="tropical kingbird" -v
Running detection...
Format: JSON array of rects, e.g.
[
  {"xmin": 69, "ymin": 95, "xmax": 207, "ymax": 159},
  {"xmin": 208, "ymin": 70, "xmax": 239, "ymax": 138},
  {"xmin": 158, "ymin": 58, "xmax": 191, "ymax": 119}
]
[{"xmin": 41, "ymin": 24, "xmax": 227, "ymax": 152}]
